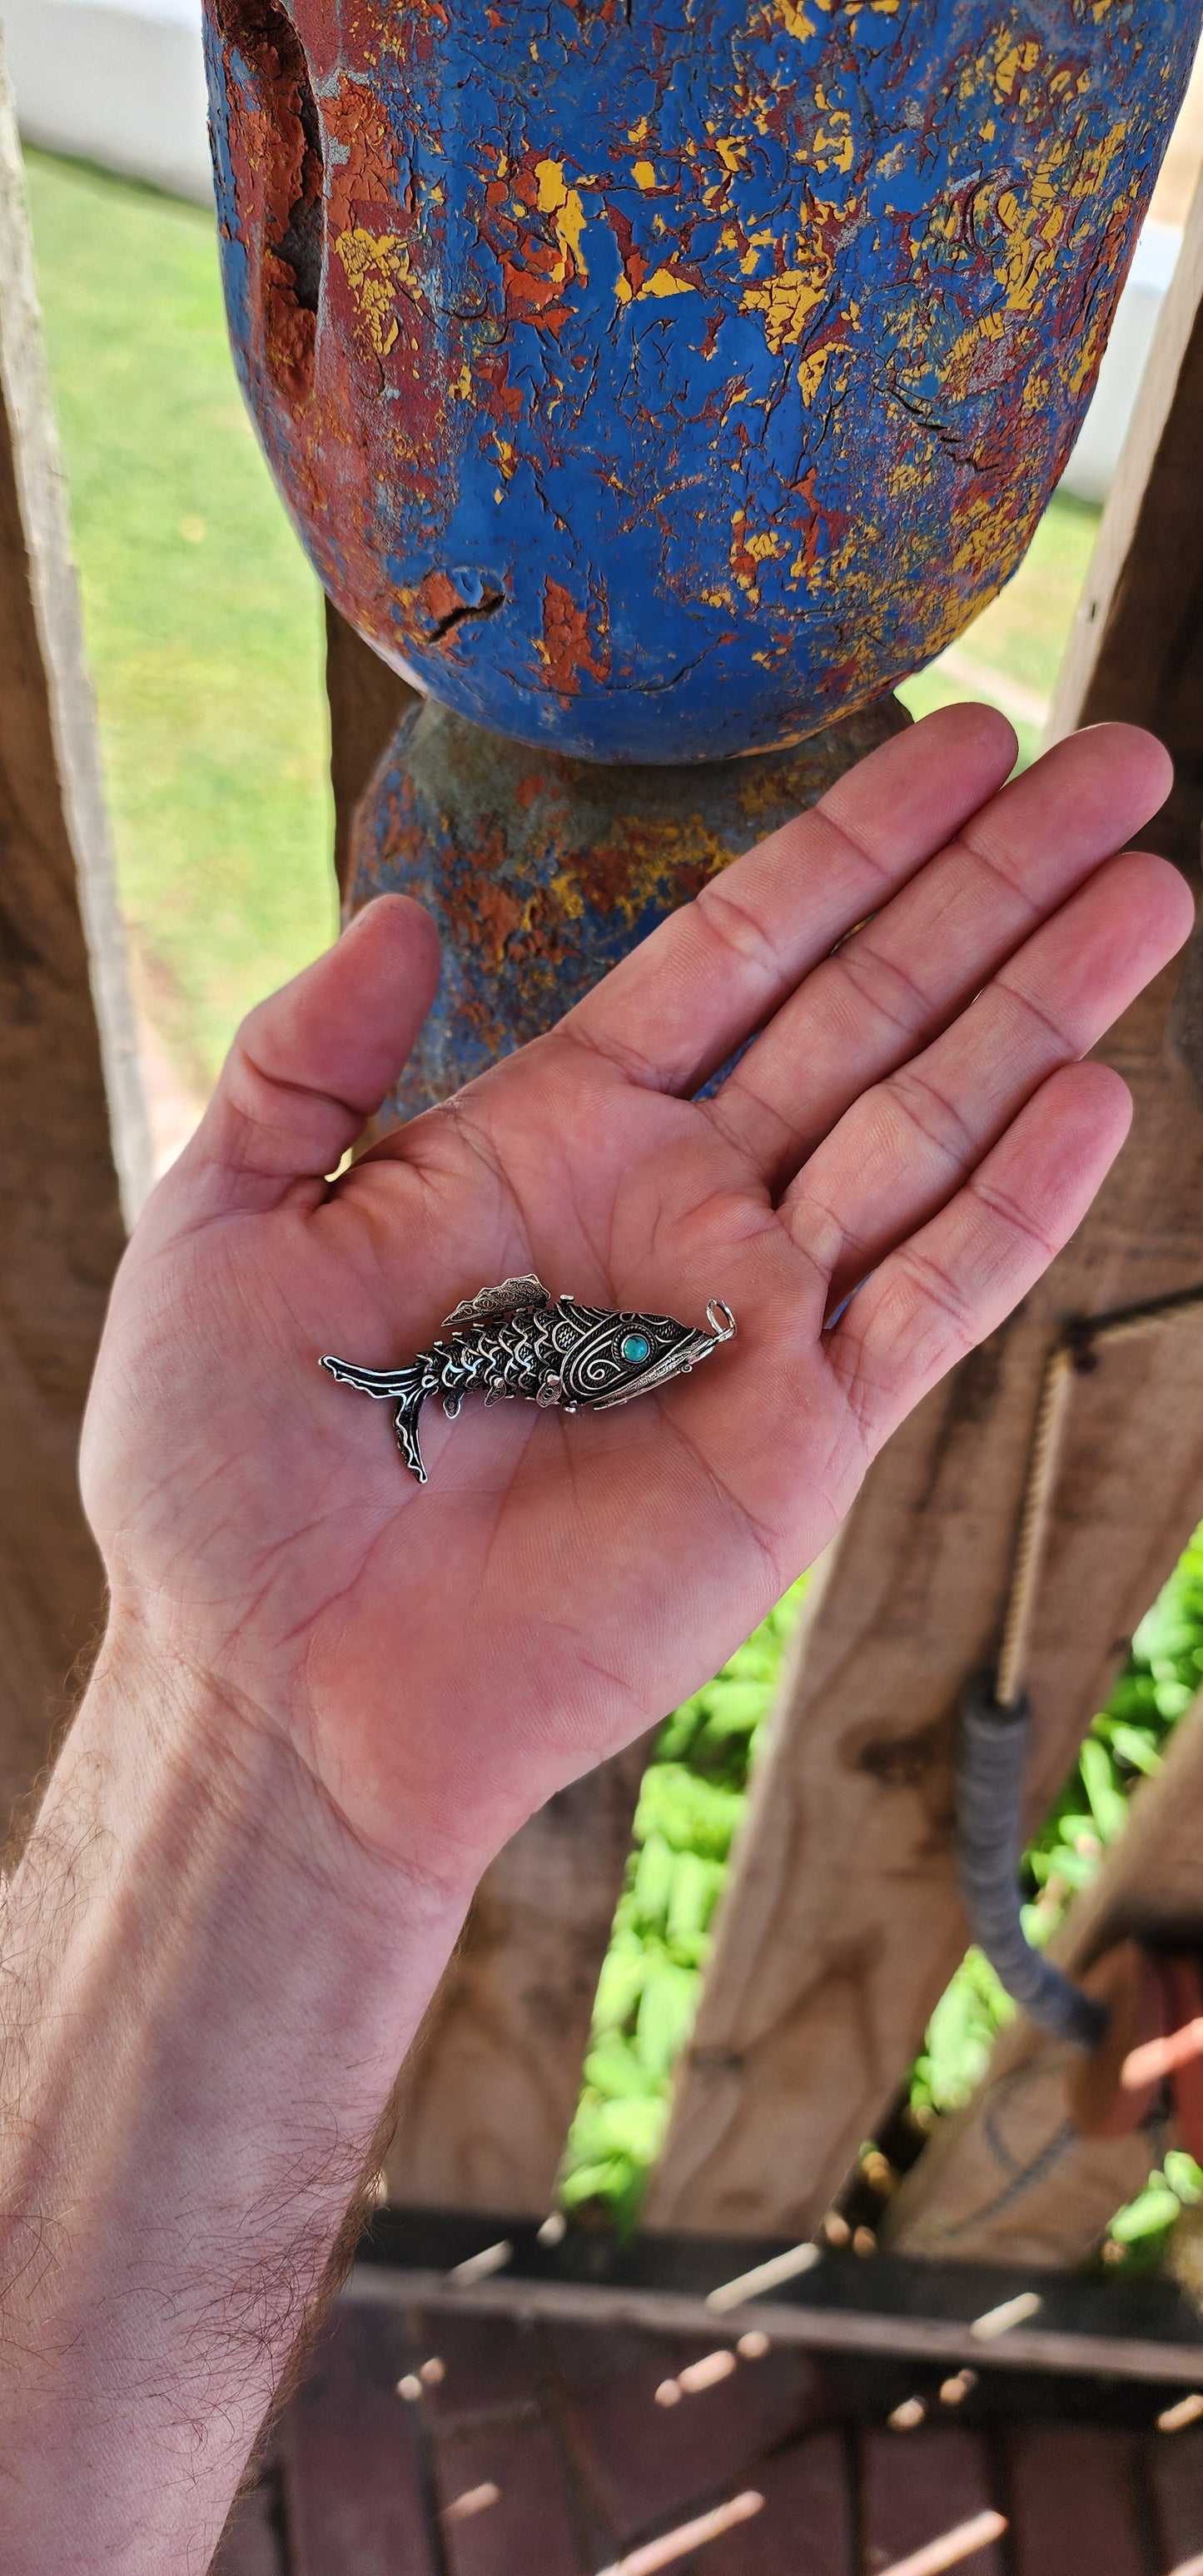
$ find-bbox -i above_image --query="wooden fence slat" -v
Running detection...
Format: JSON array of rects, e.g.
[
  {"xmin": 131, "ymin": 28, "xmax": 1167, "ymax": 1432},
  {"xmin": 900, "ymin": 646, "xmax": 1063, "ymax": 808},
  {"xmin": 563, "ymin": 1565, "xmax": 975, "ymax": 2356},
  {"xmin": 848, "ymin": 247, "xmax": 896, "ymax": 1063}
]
[
  {"xmin": 644, "ymin": 968, "xmax": 1203, "ymax": 2241},
  {"xmin": 883, "ymin": 1681, "xmax": 1203, "ymax": 2269},
  {"xmin": 1005, "ymin": 2426, "xmax": 1150, "ymax": 2576},
  {"xmin": 210, "ymin": 2473, "xmax": 288, "ymax": 2576},
  {"xmin": 860, "ymin": 2429, "xmax": 1007, "ymax": 2576},
  {"xmin": 1046, "ymin": 167, "xmax": 1203, "ymax": 871},
  {"xmin": 281, "ymin": 2302, "xmax": 437, "ymax": 2575},
  {"xmin": 0, "ymin": 43, "xmax": 144, "ymax": 1842},
  {"xmin": 383, "ymin": 1742, "xmax": 651, "ymax": 2214},
  {"xmin": 324, "ymin": 601, "xmax": 415, "ymax": 902}
]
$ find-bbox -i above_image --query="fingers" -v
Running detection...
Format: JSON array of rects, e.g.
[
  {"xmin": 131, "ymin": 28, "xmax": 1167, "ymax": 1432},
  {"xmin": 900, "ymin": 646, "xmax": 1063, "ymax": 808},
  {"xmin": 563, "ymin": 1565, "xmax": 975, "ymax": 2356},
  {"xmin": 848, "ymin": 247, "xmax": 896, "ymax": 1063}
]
[
  {"xmin": 560, "ymin": 704, "xmax": 1019, "ymax": 1090},
  {"xmin": 704, "ymin": 722, "xmax": 1174, "ymax": 1187},
  {"xmin": 827, "ymin": 1060, "xmax": 1133, "ymax": 1455},
  {"xmin": 783, "ymin": 848, "xmax": 1193, "ymax": 1306},
  {"xmin": 168, "ymin": 896, "xmax": 441, "ymax": 1216}
]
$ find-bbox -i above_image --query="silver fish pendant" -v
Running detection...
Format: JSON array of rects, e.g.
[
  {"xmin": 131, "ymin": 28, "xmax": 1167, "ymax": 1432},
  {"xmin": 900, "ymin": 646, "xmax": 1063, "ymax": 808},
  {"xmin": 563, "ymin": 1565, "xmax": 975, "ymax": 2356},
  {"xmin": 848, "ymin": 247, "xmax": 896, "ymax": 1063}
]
[{"xmin": 321, "ymin": 1275, "xmax": 736, "ymax": 1484}]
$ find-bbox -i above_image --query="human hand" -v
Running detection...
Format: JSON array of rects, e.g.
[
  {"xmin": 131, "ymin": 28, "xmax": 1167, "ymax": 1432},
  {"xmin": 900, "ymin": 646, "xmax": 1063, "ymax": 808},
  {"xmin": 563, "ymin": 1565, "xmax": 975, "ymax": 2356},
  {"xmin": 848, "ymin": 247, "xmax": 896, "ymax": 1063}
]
[{"xmin": 82, "ymin": 707, "xmax": 1191, "ymax": 1892}]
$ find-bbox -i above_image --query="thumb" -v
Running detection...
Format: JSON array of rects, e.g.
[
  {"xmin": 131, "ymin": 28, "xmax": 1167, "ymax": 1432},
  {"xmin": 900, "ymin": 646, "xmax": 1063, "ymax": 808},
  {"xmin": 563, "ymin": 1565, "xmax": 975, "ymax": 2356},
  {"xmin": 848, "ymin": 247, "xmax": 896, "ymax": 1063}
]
[{"xmin": 166, "ymin": 896, "xmax": 440, "ymax": 1217}]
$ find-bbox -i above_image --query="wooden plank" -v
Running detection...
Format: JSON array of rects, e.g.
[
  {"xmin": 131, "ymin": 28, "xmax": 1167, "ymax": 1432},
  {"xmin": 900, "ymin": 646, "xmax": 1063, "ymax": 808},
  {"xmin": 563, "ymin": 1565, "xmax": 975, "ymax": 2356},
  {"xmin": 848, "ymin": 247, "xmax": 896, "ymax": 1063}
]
[
  {"xmin": 861, "ymin": 2429, "xmax": 1006, "ymax": 2576},
  {"xmin": 384, "ymin": 1743, "xmax": 650, "ymax": 2214},
  {"xmin": 645, "ymin": 963, "xmax": 1203, "ymax": 2241},
  {"xmin": 324, "ymin": 599, "xmax": 415, "ymax": 901},
  {"xmin": 703, "ymin": 2435, "xmax": 853, "ymax": 2576},
  {"xmin": 885, "ymin": 1682, "xmax": 1203, "ymax": 2268},
  {"xmin": 281, "ymin": 2300, "xmax": 437, "ymax": 2575},
  {"xmin": 1005, "ymin": 2428, "xmax": 1151, "ymax": 2576},
  {"xmin": 545, "ymin": 2318, "xmax": 817, "ymax": 2543},
  {"xmin": 210, "ymin": 2472, "xmax": 288, "ymax": 2576},
  {"xmin": 0, "ymin": 43, "xmax": 145, "ymax": 1842},
  {"xmin": 1150, "ymin": 2424, "xmax": 1203, "ymax": 2571},
  {"xmin": 348, "ymin": 2268, "xmax": 1203, "ymax": 2388},
  {"xmin": 1048, "ymin": 152, "xmax": 1203, "ymax": 1126},
  {"xmin": 431, "ymin": 2417, "xmax": 589, "ymax": 2576},
  {"xmin": 1046, "ymin": 167, "xmax": 1203, "ymax": 871}
]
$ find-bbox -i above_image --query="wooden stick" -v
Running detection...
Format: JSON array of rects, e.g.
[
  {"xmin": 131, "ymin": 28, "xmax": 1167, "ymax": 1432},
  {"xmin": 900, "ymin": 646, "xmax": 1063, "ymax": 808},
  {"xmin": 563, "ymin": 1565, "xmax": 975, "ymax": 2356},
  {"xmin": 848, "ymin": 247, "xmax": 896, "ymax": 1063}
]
[
  {"xmin": 677, "ymin": 2350, "xmax": 738, "ymax": 2394},
  {"xmin": 595, "ymin": 2493, "xmax": 763, "ymax": 2576},
  {"xmin": 969, "ymin": 2291, "xmax": 1042, "ymax": 2342},
  {"xmin": 1159, "ymin": 2393, "xmax": 1203, "ymax": 2432},
  {"xmin": 445, "ymin": 2238, "xmax": 511, "ymax": 2285},
  {"xmin": 1122, "ymin": 2016, "xmax": 1203, "ymax": 2091},
  {"xmin": 877, "ymin": 2510, "xmax": 1008, "ymax": 2576},
  {"xmin": 441, "ymin": 2482, "xmax": 500, "ymax": 2524},
  {"xmin": 705, "ymin": 2241, "xmax": 820, "ymax": 2311}
]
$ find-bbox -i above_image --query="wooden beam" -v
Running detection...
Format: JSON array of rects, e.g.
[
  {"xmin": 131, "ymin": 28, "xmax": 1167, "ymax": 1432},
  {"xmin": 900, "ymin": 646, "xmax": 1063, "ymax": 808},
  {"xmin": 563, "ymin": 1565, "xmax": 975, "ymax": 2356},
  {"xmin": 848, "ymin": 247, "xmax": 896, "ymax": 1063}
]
[
  {"xmin": 1047, "ymin": 167, "xmax": 1203, "ymax": 871},
  {"xmin": 885, "ymin": 1685, "xmax": 1203, "ymax": 2269},
  {"xmin": 1049, "ymin": 162, "xmax": 1203, "ymax": 1099},
  {"xmin": 0, "ymin": 45, "xmax": 145, "ymax": 1842},
  {"xmin": 324, "ymin": 600, "xmax": 415, "ymax": 902},
  {"xmin": 644, "ymin": 967, "xmax": 1203, "ymax": 2240},
  {"xmin": 383, "ymin": 1739, "xmax": 651, "ymax": 2215},
  {"xmin": 345, "ymin": 2265, "xmax": 1203, "ymax": 2387}
]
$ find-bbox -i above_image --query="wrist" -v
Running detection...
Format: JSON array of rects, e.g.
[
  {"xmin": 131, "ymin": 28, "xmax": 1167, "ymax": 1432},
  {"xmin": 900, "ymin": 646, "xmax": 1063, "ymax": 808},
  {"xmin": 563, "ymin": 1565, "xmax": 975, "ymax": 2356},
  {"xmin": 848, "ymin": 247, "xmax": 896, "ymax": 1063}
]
[
  {"xmin": 92, "ymin": 1598, "xmax": 481, "ymax": 1917},
  {"xmin": 0, "ymin": 1621, "xmax": 468, "ymax": 2573}
]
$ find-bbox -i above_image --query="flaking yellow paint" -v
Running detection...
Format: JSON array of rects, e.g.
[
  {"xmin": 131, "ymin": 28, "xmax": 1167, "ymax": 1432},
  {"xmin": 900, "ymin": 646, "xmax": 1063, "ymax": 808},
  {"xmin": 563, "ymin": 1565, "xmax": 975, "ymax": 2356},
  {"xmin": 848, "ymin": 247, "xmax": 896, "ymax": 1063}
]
[{"xmin": 334, "ymin": 228, "xmax": 406, "ymax": 357}]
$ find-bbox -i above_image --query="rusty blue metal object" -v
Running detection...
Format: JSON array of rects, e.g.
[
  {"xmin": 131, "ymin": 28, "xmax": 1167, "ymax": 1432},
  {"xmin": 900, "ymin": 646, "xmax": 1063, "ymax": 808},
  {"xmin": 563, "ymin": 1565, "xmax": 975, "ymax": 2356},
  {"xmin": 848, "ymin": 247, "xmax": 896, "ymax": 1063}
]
[
  {"xmin": 346, "ymin": 691, "xmax": 911, "ymax": 1120},
  {"xmin": 205, "ymin": 0, "xmax": 1199, "ymax": 764}
]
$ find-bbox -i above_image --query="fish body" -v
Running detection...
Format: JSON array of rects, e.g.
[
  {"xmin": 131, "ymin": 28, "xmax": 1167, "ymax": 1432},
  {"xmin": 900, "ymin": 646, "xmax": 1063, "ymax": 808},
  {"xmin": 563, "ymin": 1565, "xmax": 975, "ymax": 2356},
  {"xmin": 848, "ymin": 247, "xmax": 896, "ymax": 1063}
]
[{"xmin": 321, "ymin": 1274, "xmax": 736, "ymax": 1484}]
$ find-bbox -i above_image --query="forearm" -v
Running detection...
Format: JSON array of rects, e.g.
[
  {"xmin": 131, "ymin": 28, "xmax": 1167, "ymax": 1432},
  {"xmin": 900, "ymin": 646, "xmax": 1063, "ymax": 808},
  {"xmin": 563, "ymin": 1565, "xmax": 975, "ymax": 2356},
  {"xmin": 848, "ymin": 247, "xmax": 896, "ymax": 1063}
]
[{"xmin": 0, "ymin": 1625, "xmax": 468, "ymax": 2574}]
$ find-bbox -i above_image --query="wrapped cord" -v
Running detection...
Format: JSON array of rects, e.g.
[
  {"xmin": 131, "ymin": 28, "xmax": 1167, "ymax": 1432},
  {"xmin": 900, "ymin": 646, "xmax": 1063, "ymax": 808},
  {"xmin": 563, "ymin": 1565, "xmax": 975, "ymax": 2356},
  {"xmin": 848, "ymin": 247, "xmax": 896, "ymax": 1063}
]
[{"xmin": 957, "ymin": 1675, "xmax": 1108, "ymax": 2050}]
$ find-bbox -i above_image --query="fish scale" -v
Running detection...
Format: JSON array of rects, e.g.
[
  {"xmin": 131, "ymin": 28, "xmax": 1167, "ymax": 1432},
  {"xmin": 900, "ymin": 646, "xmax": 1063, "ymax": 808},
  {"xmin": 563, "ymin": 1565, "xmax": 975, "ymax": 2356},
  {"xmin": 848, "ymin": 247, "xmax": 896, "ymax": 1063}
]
[
  {"xmin": 439, "ymin": 1305, "xmax": 559, "ymax": 1408},
  {"xmin": 321, "ymin": 1275, "xmax": 736, "ymax": 1486}
]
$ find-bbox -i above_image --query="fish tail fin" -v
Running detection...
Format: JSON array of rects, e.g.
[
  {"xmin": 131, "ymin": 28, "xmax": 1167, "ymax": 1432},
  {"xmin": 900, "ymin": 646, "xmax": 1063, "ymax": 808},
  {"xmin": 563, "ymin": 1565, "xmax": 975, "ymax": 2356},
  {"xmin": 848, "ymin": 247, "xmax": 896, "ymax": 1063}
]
[
  {"xmin": 321, "ymin": 1353, "xmax": 430, "ymax": 1482},
  {"xmin": 321, "ymin": 1354, "xmax": 421, "ymax": 1400},
  {"xmin": 392, "ymin": 1384, "xmax": 428, "ymax": 1484}
]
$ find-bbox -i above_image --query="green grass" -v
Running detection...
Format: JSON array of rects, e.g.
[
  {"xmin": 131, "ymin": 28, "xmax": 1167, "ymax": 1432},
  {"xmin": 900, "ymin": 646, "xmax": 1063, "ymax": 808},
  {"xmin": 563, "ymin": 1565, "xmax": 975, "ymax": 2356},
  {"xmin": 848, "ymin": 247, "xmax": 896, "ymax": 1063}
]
[{"xmin": 22, "ymin": 149, "xmax": 335, "ymax": 1092}]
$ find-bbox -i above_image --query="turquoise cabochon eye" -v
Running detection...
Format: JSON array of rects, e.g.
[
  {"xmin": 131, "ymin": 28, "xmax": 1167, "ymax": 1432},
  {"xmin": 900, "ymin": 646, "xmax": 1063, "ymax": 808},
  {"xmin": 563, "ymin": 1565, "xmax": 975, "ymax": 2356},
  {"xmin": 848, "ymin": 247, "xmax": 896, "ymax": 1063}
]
[{"xmin": 621, "ymin": 1334, "xmax": 652, "ymax": 1365}]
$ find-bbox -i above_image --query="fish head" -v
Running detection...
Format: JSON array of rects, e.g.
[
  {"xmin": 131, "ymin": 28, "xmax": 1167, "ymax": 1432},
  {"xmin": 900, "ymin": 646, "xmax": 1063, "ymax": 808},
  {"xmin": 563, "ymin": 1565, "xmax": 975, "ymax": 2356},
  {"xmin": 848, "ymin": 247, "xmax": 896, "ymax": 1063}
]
[{"xmin": 556, "ymin": 1300, "xmax": 736, "ymax": 1411}]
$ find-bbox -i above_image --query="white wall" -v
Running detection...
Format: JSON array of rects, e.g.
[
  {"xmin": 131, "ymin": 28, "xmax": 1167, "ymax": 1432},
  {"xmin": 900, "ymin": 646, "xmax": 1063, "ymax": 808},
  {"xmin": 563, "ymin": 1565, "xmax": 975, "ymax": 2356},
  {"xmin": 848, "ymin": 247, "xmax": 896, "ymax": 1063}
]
[{"xmin": 0, "ymin": 0, "xmax": 211, "ymax": 204}]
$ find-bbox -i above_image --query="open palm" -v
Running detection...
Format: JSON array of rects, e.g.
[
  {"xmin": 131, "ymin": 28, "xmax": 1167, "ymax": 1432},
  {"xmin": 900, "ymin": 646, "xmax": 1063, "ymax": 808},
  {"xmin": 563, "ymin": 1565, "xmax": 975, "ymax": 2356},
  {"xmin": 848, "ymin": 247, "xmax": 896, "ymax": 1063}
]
[{"xmin": 83, "ymin": 707, "xmax": 1191, "ymax": 1888}]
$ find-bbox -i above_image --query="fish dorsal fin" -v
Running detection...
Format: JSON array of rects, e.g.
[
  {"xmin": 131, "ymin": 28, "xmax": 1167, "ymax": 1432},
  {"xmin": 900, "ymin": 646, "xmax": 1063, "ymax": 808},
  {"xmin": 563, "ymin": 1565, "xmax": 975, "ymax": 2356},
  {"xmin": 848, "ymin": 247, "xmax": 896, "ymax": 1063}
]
[{"xmin": 442, "ymin": 1273, "xmax": 550, "ymax": 1331}]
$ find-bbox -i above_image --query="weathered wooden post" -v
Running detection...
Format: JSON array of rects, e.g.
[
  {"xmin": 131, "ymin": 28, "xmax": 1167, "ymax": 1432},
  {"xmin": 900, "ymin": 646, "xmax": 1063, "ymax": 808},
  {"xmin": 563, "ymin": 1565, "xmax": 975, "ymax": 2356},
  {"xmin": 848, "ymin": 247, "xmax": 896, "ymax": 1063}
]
[
  {"xmin": 0, "ymin": 47, "xmax": 148, "ymax": 1846},
  {"xmin": 199, "ymin": 0, "xmax": 1203, "ymax": 2214}
]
